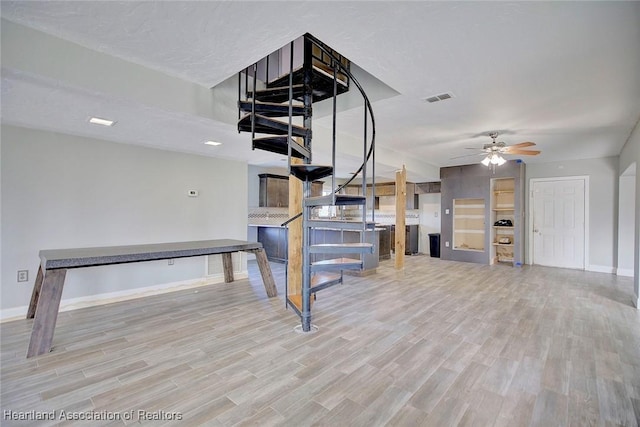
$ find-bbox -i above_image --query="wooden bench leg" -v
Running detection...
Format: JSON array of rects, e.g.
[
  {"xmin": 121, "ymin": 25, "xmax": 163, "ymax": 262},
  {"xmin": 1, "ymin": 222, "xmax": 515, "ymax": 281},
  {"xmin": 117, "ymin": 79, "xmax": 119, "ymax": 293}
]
[
  {"xmin": 222, "ymin": 253, "xmax": 234, "ymax": 283},
  {"xmin": 27, "ymin": 268, "xmax": 67, "ymax": 358},
  {"xmin": 253, "ymin": 249, "xmax": 278, "ymax": 298},
  {"xmin": 26, "ymin": 265, "xmax": 44, "ymax": 319}
]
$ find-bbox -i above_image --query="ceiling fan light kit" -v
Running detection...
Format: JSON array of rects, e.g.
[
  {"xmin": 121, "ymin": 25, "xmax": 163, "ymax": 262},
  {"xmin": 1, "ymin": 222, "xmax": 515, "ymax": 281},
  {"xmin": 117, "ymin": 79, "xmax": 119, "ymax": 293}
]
[
  {"xmin": 481, "ymin": 153, "xmax": 506, "ymax": 167},
  {"xmin": 453, "ymin": 131, "xmax": 541, "ymax": 169}
]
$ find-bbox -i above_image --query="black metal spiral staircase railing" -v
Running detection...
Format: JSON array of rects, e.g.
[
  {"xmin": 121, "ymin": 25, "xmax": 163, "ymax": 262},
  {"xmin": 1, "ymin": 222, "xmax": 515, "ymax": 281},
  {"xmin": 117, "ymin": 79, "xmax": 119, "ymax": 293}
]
[{"xmin": 238, "ymin": 33, "xmax": 376, "ymax": 332}]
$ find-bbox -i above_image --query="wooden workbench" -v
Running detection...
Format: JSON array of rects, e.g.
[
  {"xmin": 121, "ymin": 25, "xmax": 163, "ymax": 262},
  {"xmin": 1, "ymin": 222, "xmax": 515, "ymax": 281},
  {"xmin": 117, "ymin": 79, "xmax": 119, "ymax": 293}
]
[{"xmin": 26, "ymin": 239, "xmax": 277, "ymax": 358}]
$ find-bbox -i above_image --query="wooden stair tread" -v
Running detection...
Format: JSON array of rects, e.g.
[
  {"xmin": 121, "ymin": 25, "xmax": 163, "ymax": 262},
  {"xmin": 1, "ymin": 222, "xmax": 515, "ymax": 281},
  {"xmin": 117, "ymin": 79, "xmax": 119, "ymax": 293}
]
[
  {"xmin": 248, "ymin": 84, "xmax": 306, "ymax": 103},
  {"xmin": 238, "ymin": 100, "xmax": 307, "ymax": 117},
  {"xmin": 310, "ymin": 272, "xmax": 342, "ymax": 292},
  {"xmin": 265, "ymin": 66, "xmax": 349, "ymax": 103},
  {"xmin": 309, "ymin": 243, "xmax": 374, "ymax": 254},
  {"xmin": 311, "ymin": 272, "xmax": 341, "ymax": 286},
  {"xmin": 312, "ymin": 257, "xmax": 361, "ymax": 266},
  {"xmin": 252, "ymin": 136, "xmax": 310, "ymax": 160},
  {"xmin": 290, "ymin": 164, "xmax": 333, "ymax": 182},
  {"xmin": 305, "ymin": 194, "xmax": 367, "ymax": 207},
  {"xmin": 238, "ymin": 114, "xmax": 309, "ymax": 138}
]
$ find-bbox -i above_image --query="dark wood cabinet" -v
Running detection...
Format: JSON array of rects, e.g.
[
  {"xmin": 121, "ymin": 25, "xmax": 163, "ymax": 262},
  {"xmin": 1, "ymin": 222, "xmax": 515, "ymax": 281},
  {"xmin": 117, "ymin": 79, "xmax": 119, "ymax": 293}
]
[
  {"xmin": 259, "ymin": 174, "xmax": 323, "ymax": 207},
  {"xmin": 259, "ymin": 174, "xmax": 288, "ymax": 207},
  {"xmin": 415, "ymin": 181, "xmax": 441, "ymax": 194},
  {"xmin": 257, "ymin": 226, "xmax": 288, "ymax": 263},
  {"xmin": 390, "ymin": 225, "xmax": 419, "ymax": 255}
]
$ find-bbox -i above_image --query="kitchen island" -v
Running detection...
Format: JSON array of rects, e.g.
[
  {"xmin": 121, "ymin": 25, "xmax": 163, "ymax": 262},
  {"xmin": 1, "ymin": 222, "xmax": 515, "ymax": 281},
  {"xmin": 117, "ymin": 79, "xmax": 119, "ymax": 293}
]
[{"xmin": 249, "ymin": 223, "xmax": 382, "ymax": 274}]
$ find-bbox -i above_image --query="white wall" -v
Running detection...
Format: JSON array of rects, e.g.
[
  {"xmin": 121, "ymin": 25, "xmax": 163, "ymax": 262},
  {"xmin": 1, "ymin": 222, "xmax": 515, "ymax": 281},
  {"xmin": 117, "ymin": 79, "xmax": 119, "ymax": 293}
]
[
  {"xmin": 619, "ymin": 119, "xmax": 640, "ymax": 308},
  {"xmin": 617, "ymin": 172, "xmax": 636, "ymax": 277},
  {"xmin": 525, "ymin": 157, "xmax": 619, "ymax": 272},
  {"xmin": 1, "ymin": 125, "xmax": 248, "ymax": 315}
]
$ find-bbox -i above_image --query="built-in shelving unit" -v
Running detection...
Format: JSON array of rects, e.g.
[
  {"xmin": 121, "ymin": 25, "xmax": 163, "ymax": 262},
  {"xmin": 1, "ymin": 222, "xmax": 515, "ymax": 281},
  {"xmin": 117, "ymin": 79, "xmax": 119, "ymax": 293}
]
[
  {"xmin": 440, "ymin": 160, "xmax": 524, "ymax": 265},
  {"xmin": 491, "ymin": 179, "xmax": 516, "ymax": 264},
  {"xmin": 453, "ymin": 198, "xmax": 485, "ymax": 252}
]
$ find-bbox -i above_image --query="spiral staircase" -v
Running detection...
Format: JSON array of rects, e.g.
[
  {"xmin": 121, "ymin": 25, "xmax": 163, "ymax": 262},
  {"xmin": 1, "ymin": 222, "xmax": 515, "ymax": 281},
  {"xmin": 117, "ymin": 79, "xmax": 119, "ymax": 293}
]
[{"xmin": 238, "ymin": 33, "xmax": 376, "ymax": 332}]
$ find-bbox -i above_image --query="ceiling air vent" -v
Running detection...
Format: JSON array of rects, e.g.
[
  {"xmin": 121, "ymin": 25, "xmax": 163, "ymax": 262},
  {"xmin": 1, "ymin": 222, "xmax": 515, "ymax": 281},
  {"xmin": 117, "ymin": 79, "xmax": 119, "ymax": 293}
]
[{"xmin": 424, "ymin": 92, "xmax": 454, "ymax": 103}]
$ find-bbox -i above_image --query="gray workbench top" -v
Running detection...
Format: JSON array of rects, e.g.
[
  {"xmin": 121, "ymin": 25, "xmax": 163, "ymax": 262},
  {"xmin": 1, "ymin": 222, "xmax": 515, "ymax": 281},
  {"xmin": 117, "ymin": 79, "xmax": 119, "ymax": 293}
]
[{"xmin": 39, "ymin": 239, "xmax": 262, "ymax": 270}]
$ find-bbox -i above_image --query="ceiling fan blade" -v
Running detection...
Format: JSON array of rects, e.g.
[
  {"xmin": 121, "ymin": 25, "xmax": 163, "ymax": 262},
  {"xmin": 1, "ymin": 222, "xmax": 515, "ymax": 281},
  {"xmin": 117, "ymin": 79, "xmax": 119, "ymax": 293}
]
[
  {"xmin": 503, "ymin": 149, "xmax": 541, "ymax": 155},
  {"xmin": 450, "ymin": 152, "xmax": 487, "ymax": 159},
  {"xmin": 509, "ymin": 141, "xmax": 536, "ymax": 148}
]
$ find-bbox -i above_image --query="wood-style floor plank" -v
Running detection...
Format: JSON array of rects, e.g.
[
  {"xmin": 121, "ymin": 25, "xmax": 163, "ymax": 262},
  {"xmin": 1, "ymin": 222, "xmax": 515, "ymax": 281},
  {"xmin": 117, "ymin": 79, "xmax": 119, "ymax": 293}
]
[{"xmin": 1, "ymin": 256, "xmax": 639, "ymax": 426}]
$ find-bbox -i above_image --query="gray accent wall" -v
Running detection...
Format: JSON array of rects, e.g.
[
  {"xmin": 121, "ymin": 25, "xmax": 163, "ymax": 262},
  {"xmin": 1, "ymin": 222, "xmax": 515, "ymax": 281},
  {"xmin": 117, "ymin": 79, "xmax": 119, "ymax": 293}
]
[
  {"xmin": 1, "ymin": 125, "xmax": 248, "ymax": 313},
  {"xmin": 440, "ymin": 160, "xmax": 525, "ymax": 265}
]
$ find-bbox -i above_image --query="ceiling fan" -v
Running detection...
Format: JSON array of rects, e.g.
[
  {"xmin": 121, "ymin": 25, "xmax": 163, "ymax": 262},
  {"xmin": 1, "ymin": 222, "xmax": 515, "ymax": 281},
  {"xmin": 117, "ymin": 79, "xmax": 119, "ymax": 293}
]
[{"xmin": 453, "ymin": 132, "xmax": 541, "ymax": 166}]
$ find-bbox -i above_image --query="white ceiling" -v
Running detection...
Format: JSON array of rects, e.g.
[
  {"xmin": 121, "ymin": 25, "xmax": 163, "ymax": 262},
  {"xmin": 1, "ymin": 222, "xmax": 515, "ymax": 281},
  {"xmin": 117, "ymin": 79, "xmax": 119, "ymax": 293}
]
[{"xmin": 2, "ymin": 1, "xmax": 639, "ymax": 183}]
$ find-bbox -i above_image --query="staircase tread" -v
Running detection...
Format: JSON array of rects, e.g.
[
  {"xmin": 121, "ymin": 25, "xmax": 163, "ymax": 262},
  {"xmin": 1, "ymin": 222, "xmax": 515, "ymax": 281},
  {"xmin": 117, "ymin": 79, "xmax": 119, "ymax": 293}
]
[
  {"xmin": 290, "ymin": 164, "xmax": 334, "ymax": 181},
  {"xmin": 311, "ymin": 272, "xmax": 342, "ymax": 283},
  {"xmin": 249, "ymin": 84, "xmax": 306, "ymax": 103},
  {"xmin": 239, "ymin": 114, "xmax": 307, "ymax": 130},
  {"xmin": 265, "ymin": 66, "xmax": 349, "ymax": 103},
  {"xmin": 312, "ymin": 257, "xmax": 362, "ymax": 266},
  {"xmin": 238, "ymin": 100, "xmax": 306, "ymax": 117},
  {"xmin": 252, "ymin": 136, "xmax": 310, "ymax": 159},
  {"xmin": 305, "ymin": 194, "xmax": 367, "ymax": 206},
  {"xmin": 310, "ymin": 272, "xmax": 343, "ymax": 292},
  {"xmin": 310, "ymin": 243, "xmax": 373, "ymax": 248},
  {"xmin": 238, "ymin": 114, "xmax": 309, "ymax": 138}
]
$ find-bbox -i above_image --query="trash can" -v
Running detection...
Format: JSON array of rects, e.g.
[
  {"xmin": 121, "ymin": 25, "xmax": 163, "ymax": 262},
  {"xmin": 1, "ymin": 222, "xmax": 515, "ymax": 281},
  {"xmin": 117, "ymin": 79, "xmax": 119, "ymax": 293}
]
[{"xmin": 428, "ymin": 233, "xmax": 440, "ymax": 258}]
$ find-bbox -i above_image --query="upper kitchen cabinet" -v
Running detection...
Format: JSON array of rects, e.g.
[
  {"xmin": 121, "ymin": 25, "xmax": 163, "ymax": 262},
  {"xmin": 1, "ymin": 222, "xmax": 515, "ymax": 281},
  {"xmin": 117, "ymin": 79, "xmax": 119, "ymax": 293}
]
[
  {"xmin": 259, "ymin": 174, "xmax": 289, "ymax": 207},
  {"xmin": 259, "ymin": 174, "xmax": 323, "ymax": 207}
]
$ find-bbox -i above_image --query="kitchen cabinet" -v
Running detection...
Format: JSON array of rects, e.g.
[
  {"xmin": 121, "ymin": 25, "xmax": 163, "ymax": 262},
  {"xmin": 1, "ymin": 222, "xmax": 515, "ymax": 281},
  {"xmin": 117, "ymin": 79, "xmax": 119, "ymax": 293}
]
[
  {"xmin": 259, "ymin": 174, "xmax": 289, "ymax": 207},
  {"xmin": 390, "ymin": 225, "xmax": 419, "ymax": 255},
  {"xmin": 257, "ymin": 226, "xmax": 288, "ymax": 263},
  {"xmin": 415, "ymin": 181, "xmax": 441, "ymax": 194},
  {"xmin": 259, "ymin": 174, "xmax": 323, "ymax": 207}
]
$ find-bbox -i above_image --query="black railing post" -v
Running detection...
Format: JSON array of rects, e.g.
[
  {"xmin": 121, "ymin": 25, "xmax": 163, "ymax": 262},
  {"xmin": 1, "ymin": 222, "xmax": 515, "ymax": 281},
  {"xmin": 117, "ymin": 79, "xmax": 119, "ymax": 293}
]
[
  {"xmin": 331, "ymin": 61, "xmax": 338, "ymax": 204},
  {"xmin": 287, "ymin": 41, "xmax": 294, "ymax": 174},
  {"xmin": 251, "ymin": 63, "xmax": 257, "ymax": 141}
]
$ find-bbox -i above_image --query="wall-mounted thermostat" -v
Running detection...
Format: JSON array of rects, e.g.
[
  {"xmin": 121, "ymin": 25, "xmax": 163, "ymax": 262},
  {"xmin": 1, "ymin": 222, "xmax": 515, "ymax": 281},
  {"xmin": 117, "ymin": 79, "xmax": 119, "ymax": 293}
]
[{"xmin": 187, "ymin": 190, "xmax": 199, "ymax": 197}]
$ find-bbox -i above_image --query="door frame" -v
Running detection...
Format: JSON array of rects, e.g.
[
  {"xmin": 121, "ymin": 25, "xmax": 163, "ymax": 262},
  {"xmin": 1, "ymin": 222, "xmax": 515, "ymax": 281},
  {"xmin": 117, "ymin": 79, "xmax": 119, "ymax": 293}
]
[{"xmin": 528, "ymin": 176, "xmax": 589, "ymax": 269}]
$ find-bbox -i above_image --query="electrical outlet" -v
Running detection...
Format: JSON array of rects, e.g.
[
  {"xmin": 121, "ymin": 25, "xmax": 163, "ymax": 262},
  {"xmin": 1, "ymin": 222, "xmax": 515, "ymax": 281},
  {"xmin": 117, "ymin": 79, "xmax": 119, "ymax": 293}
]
[
  {"xmin": 17, "ymin": 270, "xmax": 29, "ymax": 282},
  {"xmin": 168, "ymin": 259, "xmax": 174, "ymax": 265}
]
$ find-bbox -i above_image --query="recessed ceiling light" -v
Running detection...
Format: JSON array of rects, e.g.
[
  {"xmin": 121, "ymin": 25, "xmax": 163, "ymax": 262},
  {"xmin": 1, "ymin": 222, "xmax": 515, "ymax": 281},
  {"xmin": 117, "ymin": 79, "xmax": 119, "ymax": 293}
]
[
  {"xmin": 88, "ymin": 116, "xmax": 116, "ymax": 126},
  {"xmin": 204, "ymin": 140, "xmax": 222, "ymax": 146}
]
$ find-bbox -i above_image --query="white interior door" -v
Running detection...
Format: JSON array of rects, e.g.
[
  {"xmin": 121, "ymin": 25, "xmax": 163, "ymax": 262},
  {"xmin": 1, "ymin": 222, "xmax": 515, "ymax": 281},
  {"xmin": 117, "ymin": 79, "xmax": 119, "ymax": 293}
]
[{"xmin": 532, "ymin": 178, "xmax": 586, "ymax": 269}]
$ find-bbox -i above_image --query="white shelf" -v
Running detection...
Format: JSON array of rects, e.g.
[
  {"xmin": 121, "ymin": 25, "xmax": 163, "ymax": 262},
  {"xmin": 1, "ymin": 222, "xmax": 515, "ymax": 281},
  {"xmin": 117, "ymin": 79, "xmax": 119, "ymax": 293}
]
[
  {"xmin": 454, "ymin": 229, "xmax": 485, "ymax": 234},
  {"xmin": 454, "ymin": 214, "xmax": 485, "ymax": 219},
  {"xmin": 492, "ymin": 178, "xmax": 517, "ymax": 266},
  {"xmin": 455, "ymin": 204, "xmax": 485, "ymax": 209}
]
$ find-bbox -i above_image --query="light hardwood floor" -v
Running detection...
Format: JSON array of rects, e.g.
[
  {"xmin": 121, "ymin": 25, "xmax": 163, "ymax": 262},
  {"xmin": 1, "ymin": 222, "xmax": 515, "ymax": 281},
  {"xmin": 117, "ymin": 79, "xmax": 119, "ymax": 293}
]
[{"xmin": 2, "ymin": 256, "xmax": 639, "ymax": 426}]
